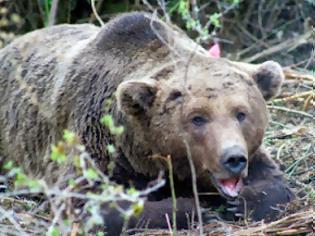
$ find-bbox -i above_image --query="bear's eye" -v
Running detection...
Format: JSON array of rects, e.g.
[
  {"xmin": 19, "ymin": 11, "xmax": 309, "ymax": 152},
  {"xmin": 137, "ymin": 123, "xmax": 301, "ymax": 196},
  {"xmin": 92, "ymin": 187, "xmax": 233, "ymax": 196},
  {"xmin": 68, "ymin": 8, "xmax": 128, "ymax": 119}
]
[
  {"xmin": 236, "ymin": 112, "xmax": 246, "ymax": 122},
  {"xmin": 191, "ymin": 116, "xmax": 208, "ymax": 127}
]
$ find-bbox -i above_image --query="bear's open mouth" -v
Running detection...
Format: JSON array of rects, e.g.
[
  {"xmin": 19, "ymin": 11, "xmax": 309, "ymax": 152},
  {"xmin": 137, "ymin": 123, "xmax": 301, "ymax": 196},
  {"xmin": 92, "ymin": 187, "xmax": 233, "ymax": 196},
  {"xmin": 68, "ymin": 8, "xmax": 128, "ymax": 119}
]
[{"xmin": 216, "ymin": 177, "xmax": 243, "ymax": 198}]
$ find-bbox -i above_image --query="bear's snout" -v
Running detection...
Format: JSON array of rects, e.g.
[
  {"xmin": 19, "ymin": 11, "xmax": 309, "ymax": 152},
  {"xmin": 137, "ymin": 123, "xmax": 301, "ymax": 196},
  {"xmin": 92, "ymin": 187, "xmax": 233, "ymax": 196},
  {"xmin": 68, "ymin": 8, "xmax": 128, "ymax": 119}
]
[{"xmin": 220, "ymin": 146, "xmax": 247, "ymax": 175}]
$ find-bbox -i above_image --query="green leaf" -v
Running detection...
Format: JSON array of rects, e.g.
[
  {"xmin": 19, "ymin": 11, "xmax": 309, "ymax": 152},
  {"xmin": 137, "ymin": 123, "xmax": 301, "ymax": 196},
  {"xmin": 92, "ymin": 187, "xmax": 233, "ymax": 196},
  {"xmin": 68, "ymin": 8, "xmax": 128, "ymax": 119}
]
[
  {"xmin": 73, "ymin": 155, "xmax": 81, "ymax": 168},
  {"xmin": 178, "ymin": 0, "xmax": 188, "ymax": 16},
  {"xmin": 27, "ymin": 179, "xmax": 41, "ymax": 190},
  {"xmin": 132, "ymin": 202, "xmax": 144, "ymax": 217},
  {"xmin": 229, "ymin": 0, "xmax": 240, "ymax": 4},
  {"xmin": 101, "ymin": 114, "xmax": 114, "ymax": 128},
  {"xmin": 49, "ymin": 227, "xmax": 60, "ymax": 236},
  {"xmin": 68, "ymin": 179, "xmax": 76, "ymax": 188},
  {"xmin": 63, "ymin": 130, "xmax": 76, "ymax": 144},
  {"xmin": 112, "ymin": 126, "xmax": 124, "ymax": 135},
  {"xmin": 209, "ymin": 12, "xmax": 222, "ymax": 28},
  {"xmin": 215, "ymin": 204, "xmax": 225, "ymax": 213},
  {"xmin": 101, "ymin": 114, "xmax": 124, "ymax": 135},
  {"xmin": 104, "ymin": 98, "xmax": 112, "ymax": 109},
  {"xmin": 15, "ymin": 172, "xmax": 27, "ymax": 186},
  {"xmin": 106, "ymin": 144, "xmax": 116, "ymax": 154},
  {"xmin": 51, "ymin": 143, "xmax": 67, "ymax": 163},
  {"xmin": 3, "ymin": 161, "xmax": 14, "ymax": 170},
  {"xmin": 85, "ymin": 168, "xmax": 99, "ymax": 180},
  {"xmin": 127, "ymin": 187, "xmax": 139, "ymax": 196}
]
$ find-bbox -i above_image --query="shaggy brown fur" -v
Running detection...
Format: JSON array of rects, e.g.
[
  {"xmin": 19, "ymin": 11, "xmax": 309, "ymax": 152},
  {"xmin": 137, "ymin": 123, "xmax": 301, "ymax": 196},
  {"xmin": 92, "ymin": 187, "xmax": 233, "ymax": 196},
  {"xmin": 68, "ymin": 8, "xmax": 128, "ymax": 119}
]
[{"xmin": 0, "ymin": 12, "xmax": 293, "ymax": 234}]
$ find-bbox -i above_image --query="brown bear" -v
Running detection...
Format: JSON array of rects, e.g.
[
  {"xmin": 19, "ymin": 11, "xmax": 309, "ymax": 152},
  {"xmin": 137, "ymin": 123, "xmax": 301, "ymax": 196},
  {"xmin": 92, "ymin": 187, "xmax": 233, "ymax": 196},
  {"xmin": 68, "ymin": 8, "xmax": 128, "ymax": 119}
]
[{"xmin": 0, "ymin": 12, "xmax": 293, "ymax": 234}]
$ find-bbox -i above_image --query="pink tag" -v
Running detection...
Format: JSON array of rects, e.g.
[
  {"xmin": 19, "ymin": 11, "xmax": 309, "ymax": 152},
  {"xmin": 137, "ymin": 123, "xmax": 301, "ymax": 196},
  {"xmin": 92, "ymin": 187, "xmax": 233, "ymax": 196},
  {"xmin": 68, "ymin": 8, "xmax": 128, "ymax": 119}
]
[{"xmin": 208, "ymin": 43, "xmax": 221, "ymax": 58}]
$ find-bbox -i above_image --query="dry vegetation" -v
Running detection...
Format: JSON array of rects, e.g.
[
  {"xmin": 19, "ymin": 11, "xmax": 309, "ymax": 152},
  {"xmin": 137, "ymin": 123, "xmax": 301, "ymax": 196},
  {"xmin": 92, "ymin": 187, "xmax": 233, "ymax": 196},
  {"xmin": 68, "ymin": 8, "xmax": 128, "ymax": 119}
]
[{"xmin": 0, "ymin": 0, "xmax": 314, "ymax": 235}]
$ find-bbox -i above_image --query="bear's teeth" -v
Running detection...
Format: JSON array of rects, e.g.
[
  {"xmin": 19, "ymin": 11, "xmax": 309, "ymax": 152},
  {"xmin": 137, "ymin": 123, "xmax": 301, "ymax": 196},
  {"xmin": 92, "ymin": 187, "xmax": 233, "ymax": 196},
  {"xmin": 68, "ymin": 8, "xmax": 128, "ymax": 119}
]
[{"xmin": 219, "ymin": 177, "xmax": 243, "ymax": 197}]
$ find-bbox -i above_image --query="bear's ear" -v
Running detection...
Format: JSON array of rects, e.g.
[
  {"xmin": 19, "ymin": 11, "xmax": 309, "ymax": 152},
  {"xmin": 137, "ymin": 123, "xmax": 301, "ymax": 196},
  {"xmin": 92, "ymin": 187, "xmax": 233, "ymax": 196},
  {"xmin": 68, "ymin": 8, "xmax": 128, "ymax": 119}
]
[
  {"xmin": 116, "ymin": 79, "xmax": 158, "ymax": 118},
  {"xmin": 252, "ymin": 61, "xmax": 284, "ymax": 100}
]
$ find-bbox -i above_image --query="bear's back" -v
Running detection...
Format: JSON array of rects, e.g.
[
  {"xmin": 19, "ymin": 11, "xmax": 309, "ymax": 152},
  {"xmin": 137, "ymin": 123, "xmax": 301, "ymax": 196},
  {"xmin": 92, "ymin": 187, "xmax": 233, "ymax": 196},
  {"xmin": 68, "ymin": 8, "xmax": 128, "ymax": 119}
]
[
  {"xmin": 0, "ymin": 24, "xmax": 100, "ymax": 180},
  {"xmin": 0, "ymin": 24, "xmax": 100, "ymax": 105}
]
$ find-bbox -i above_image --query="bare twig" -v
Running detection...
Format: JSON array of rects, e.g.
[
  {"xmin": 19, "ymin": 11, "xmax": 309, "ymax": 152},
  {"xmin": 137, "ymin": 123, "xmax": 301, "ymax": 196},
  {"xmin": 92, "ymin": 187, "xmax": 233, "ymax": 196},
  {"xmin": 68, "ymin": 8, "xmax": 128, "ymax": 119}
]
[
  {"xmin": 166, "ymin": 155, "xmax": 177, "ymax": 235},
  {"xmin": 283, "ymin": 68, "xmax": 315, "ymax": 82},
  {"xmin": 70, "ymin": 223, "xmax": 80, "ymax": 236},
  {"xmin": 180, "ymin": 41, "xmax": 204, "ymax": 235},
  {"xmin": 157, "ymin": 0, "xmax": 170, "ymax": 23},
  {"xmin": 267, "ymin": 105, "xmax": 315, "ymax": 120},
  {"xmin": 302, "ymin": 93, "xmax": 314, "ymax": 111},
  {"xmin": 48, "ymin": 0, "xmax": 59, "ymax": 26},
  {"xmin": 91, "ymin": 0, "xmax": 104, "ymax": 26},
  {"xmin": 183, "ymin": 139, "xmax": 203, "ymax": 236},
  {"xmin": 89, "ymin": 0, "xmax": 104, "ymax": 23},
  {"xmin": 190, "ymin": 0, "xmax": 199, "ymax": 20},
  {"xmin": 243, "ymin": 31, "xmax": 313, "ymax": 63},
  {"xmin": 271, "ymin": 91, "xmax": 313, "ymax": 103},
  {"xmin": 165, "ymin": 214, "xmax": 173, "ymax": 235}
]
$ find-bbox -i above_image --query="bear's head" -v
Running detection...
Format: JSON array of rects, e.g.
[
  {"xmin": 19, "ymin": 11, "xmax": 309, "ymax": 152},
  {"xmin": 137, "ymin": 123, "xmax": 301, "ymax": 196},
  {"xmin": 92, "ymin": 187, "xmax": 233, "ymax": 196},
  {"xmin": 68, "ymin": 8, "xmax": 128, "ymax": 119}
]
[
  {"xmin": 117, "ymin": 57, "xmax": 284, "ymax": 198},
  {"xmin": 105, "ymin": 13, "xmax": 284, "ymax": 198}
]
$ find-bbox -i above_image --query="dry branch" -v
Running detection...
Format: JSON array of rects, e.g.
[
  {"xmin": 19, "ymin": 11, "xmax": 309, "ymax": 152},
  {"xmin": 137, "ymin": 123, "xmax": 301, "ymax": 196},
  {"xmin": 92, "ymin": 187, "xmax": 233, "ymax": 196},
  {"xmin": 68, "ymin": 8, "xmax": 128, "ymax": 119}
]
[
  {"xmin": 48, "ymin": 0, "xmax": 59, "ymax": 26},
  {"xmin": 267, "ymin": 105, "xmax": 315, "ymax": 120},
  {"xmin": 272, "ymin": 91, "xmax": 313, "ymax": 103},
  {"xmin": 243, "ymin": 31, "xmax": 313, "ymax": 63},
  {"xmin": 282, "ymin": 68, "xmax": 315, "ymax": 82}
]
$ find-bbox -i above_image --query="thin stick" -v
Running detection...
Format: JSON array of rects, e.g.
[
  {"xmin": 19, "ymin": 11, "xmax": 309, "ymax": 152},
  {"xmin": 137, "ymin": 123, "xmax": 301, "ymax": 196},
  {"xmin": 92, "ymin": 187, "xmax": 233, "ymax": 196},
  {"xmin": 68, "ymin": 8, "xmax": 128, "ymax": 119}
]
[
  {"xmin": 166, "ymin": 155, "xmax": 177, "ymax": 235},
  {"xmin": 89, "ymin": 0, "xmax": 104, "ymax": 23},
  {"xmin": 183, "ymin": 139, "xmax": 203, "ymax": 236},
  {"xmin": 165, "ymin": 214, "xmax": 173, "ymax": 235},
  {"xmin": 180, "ymin": 38, "xmax": 204, "ymax": 236},
  {"xmin": 302, "ymin": 93, "xmax": 314, "ymax": 111},
  {"xmin": 91, "ymin": 0, "xmax": 104, "ymax": 26},
  {"xmin": 48, "ymin": 0, "xmax": 59, "ymax": 26},
  {"xmin": 271, "ymin": 91, "xmax": 313, "ymax": 103},
  {"xmin": 283, "ymin": 68, "xmax": 315, "ymax": 82},
  {"xmin": 70, "ymin": 223, "xmax": 79, "ymax": 236},
  {"xmin": 267, "ymin": 105, "xmax": 315, "ymax": 120},
  {"xmin": 243, "ymin": 31, "xmax": 312, "ymax": 63}
]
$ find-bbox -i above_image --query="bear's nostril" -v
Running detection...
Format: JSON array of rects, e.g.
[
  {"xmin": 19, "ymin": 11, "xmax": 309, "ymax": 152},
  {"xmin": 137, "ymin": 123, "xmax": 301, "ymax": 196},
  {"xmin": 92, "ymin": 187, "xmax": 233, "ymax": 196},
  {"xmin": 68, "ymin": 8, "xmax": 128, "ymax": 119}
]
[
  {"xmin": 226, "ymin": 156, "xmax": 246, "ymax": 166},
  {"xmin": 223, "ymin": 155, "xmax": 247, "ymax": 174},
  {"xmin": 221, "ymin": 146, "xmax": 247, "ymax": 175}
]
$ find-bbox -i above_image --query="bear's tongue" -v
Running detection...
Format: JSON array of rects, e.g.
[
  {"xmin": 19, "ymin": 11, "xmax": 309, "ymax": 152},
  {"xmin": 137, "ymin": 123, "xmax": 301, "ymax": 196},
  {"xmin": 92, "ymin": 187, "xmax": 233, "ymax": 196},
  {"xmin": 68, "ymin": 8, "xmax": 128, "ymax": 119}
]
[{"xmin": 218, "ymin": 177, "xmax": 243, "ymax": 197}]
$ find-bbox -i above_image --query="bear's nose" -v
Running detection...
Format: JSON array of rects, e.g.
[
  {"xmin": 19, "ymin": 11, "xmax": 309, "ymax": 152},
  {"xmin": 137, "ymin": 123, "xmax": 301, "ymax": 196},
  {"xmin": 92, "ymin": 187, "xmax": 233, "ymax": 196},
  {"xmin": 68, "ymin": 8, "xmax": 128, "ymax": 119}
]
[{"xmin": 221, "ymin": 146, "xmax": 247, "ymax": 175}]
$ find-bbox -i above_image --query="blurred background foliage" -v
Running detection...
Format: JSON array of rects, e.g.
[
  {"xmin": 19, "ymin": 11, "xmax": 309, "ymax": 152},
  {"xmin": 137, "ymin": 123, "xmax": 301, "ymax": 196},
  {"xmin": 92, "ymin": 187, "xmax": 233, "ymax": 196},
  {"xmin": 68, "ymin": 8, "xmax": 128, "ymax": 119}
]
[{"xmin": 1, "ymin": 0, "xmax": 314, "ymax": 68}]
